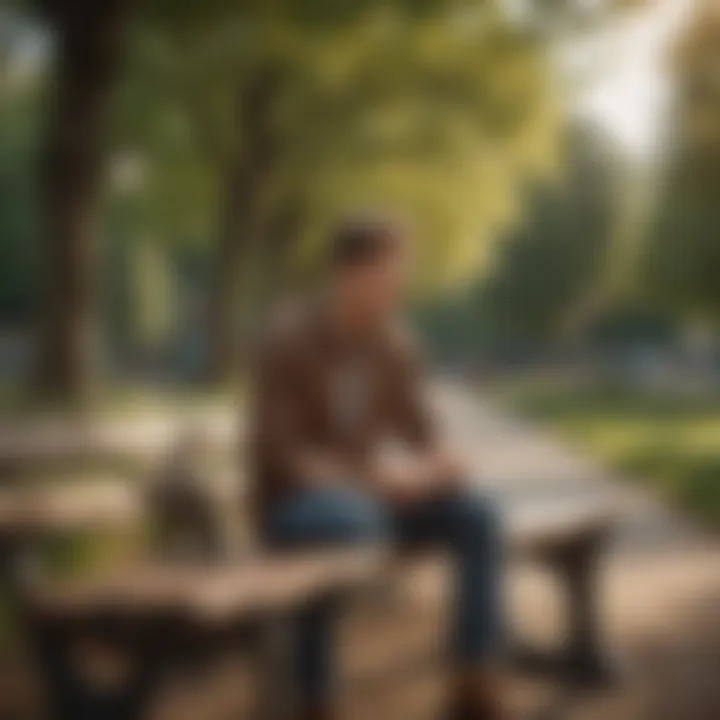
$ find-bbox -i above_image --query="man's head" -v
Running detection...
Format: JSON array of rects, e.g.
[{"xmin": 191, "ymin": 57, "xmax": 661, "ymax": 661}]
[{"xmin": 328, "ymin": 215, "xmax": 412, "ymax": 328}]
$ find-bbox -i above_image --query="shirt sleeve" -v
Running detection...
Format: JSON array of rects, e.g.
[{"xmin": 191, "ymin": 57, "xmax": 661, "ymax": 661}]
[{"xmin": 391, "ymin": 331, "xmax": 438, "ymax": 450}]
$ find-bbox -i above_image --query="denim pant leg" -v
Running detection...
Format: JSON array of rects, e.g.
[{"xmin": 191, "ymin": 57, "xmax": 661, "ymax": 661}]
[
  {"xmin": 264, "ymin": 487, "xmax": 388, "ymax": 703},
  {"xmin": 396, "ymin": 487, "xmax": 504, "ymax": 664}
]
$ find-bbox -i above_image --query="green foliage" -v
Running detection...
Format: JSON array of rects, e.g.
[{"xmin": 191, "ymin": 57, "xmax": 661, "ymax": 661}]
[
  {"xmin": 480, "ymin": 122, "xmax": 618, "ymax": 343},
  {"xmin": 642, "ymin": 169, "xmax": 720, "ymax": 319},
  {"xmin": 497, "ymin": 378, "xmax": 720, "ymax": 529},
  {"xmin": 585, "ymin": 304, "xmax": 677, "ymax": 347},
  {"xmin": 275, "ymin": 12, "xmax": 559, "ymax": 286},
  {"xmin": 0, "ymin": 83, "xmax": 40, "ymax": 325},
  {"xmin": 641, "ymin": 5, "xmax": 720, "ymax": 321},
  {"xmin": 110, "ymin": 27, "xmax": 220, "ymax": 247},
  {"xmin": 113, "ymin": 0, "xmax": 559, "ymax": 288}
]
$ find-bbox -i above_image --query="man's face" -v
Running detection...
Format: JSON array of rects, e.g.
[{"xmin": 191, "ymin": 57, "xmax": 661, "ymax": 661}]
[{"xmin": 338, "ymin": 244, "xmax": 411, "ymax": 325}]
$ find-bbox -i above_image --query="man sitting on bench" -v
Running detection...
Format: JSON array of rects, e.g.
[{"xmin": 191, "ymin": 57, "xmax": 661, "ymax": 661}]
[{"xmin": 252, "ymin": 216, "xmax": 504, "ymax": 720}]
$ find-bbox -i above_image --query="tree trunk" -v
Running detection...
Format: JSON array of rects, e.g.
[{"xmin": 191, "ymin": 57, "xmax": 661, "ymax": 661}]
[
  {"xmin": 33, "ymin": 0, "xmax": 132, "ymax": 407},
  {"xmin": 207, "ymin": 65, "xmax": 281, "ymax": 385}
]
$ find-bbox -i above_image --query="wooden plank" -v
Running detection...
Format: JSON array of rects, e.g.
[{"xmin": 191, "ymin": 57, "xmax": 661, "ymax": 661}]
[
  {"xmin": 509, "ymin": 502, "xmax": 615, "ymax": 557},
  {"xmin": 0, "ymin": 482, "xmax": 142, "ymax": 539},
  {"xmin": 26, "ymin": 549, "xmax": 388, "ymax": 624},
  {"xmin": 0, "ymin": 411, "xmax": 238, "ymax": 466},
  {"xmin": 25, "ymin": 500, "xmax": 616, "ymax": 627}
]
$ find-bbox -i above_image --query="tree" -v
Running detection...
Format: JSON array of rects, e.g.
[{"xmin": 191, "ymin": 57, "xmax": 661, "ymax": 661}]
[
  {"xmin": 32, "ymin": 0, "xmax": 135, "ymax": 406},
  {"xmin": 5, "ymin": 0, "xmax": 655, "ymax": 403},
  {"xmin": 479, "ymin": 121, "xmax": 619, "ymax": 345},
  {"xmin": 641, "ymin": 2, "xmax": 720, "ymax": 321},
  {"xmin": 119, "ymin": 2, "xmax": 559, "ymax": 383}
]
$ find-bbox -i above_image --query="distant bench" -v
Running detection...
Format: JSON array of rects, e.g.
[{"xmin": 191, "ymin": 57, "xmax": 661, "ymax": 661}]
[{"xmin": 15, "ymin": 500, "xmax": 617, "ymax": 720}]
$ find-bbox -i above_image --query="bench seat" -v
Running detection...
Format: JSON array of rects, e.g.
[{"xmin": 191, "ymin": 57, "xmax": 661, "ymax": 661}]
[{"xmin": 0, "ymin": 482, "xmax": 141, "ymax": 542}]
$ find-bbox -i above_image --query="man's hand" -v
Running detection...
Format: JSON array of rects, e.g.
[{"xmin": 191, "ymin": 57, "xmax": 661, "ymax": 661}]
[
  {"xmin": 373, "ymin": 446, "xmax": 467, "ymax": 506},
  {"xmin": 427, "ymin": 448, "xmax": 466, "ymax": 488}
]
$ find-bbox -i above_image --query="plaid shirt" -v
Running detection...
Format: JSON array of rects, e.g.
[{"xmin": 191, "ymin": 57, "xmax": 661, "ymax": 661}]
[{"xmin": 249, "ymin": 302, "xmax": 436, "ymax": 518}]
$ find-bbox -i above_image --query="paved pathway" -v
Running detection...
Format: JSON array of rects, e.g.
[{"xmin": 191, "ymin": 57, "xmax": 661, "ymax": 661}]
[
  {"xmin": 436, "ymin": 382, "xmax": 703, "ymax": 554},
  {"xmin": 429, "ymin": 382, "xmax": 720, "ymax": 719}
]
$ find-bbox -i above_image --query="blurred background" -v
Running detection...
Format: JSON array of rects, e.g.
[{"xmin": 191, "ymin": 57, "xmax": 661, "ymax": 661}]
[{"xmin": 1, "ymin": 0, "xmax": 719, "ymax": 718}]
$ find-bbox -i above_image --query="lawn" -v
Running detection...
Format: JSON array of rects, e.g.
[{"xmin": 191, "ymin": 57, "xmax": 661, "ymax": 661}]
[{"xmin": 493, "ymin": 377, "xmax": 720, "ymax": 530}]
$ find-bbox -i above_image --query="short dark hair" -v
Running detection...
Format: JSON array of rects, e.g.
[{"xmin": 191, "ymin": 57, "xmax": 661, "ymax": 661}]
[{"xmin": 330, "ymin": 216, "xmax": 405, "ymax": 269}]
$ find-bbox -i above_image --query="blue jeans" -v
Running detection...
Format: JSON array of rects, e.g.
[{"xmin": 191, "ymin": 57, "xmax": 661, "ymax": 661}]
[{"xmin": 264, "ymin": 484, "xmax": 504, "ymax": 703}]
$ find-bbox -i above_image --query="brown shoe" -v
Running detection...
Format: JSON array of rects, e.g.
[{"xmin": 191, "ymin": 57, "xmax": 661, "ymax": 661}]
[
  {"xmin": 447, "ymin": 667, "xmax": 505, "ymax": 720},
  {"xmin": 446, "ymin": 698, "xmax": 504, "ymax": 720},
  {"xmin": 299, "ymin": 706, "xmax": 339, "ymax": 720}
]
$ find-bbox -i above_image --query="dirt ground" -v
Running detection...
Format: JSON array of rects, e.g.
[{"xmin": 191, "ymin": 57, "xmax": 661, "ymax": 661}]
[
  {"xmin": 3, "ymin": 388, "xmax": 719, "ymax": 719},
  {"xmin": 4, "ymin": 547, "xmax": 717, "ymax": 720},
  {"xmin": 346, "ymin": 549, "xmax": 720, "ymax": 720},
  {"xmin": 153, "ymin": 546, "xmax": 720, "ymax": 720}
]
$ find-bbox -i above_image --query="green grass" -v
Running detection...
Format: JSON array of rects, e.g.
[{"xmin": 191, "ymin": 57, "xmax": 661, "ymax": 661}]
[{"xmin": 493, "ymin": 378, "xmax": 720, "ymax": 530}]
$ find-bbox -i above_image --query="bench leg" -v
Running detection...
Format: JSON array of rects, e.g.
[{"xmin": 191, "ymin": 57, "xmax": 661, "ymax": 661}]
[
  {"xmin": 1, "ymin": 538, "xmax": 44, "ymax": 604},
  {"xmin": 562, "ymin": 544, "xmax": 603, "ymax": 679},
  {"xmin": 512, "ymin": 532, "xmax": 619, "ymax": 687},
  {"xmin": 31, "ymin": 625, "xmax": 165, "ymax": 720},
  {"xmin": 558, "ymin": 535, "xmax": 618, "ymax": 687},
  {"xmin": 255, "ymin": 615, "xmax": 297, "ymax": 720}
]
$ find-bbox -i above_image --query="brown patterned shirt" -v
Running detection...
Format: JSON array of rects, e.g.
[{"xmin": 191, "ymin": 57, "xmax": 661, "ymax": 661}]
[{"xmin": 250, "ymin": 302, "xmax": 436, "ymax": 518}]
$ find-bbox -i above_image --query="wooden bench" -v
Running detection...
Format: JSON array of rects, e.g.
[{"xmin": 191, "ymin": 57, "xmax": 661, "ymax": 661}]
[
  {"xmin": 506, "ymin": 504, "xmax": 616, "ymax": 683},
  {"xmin": 0, "ymin": 482, "xmax": 140, "ymax": 538},
  {"xmin": 16, "ymin": 501, "xmax": 616, "ymax": 720},
  {"xmin": 23, "ymin": 551, "xmax": 388, "ymax": 720},
  {"xmin": 0, "ymin": 482, "xmax": 141, "ymax": 593}
]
